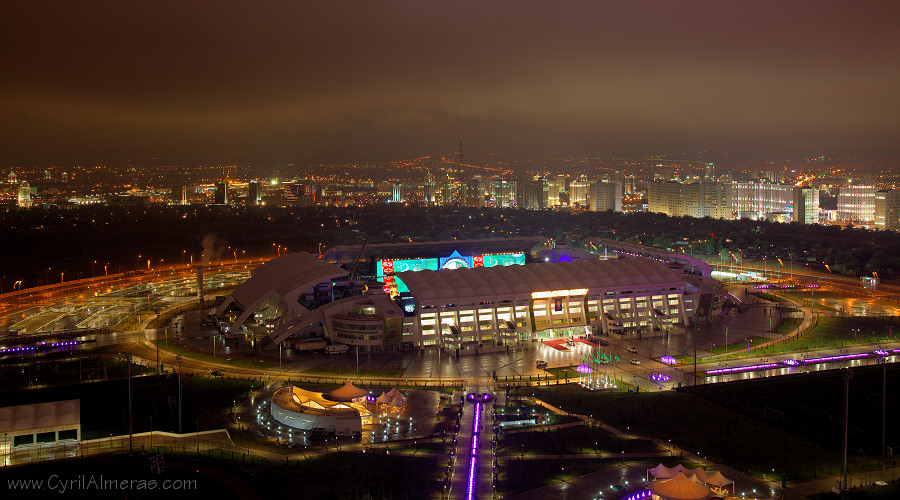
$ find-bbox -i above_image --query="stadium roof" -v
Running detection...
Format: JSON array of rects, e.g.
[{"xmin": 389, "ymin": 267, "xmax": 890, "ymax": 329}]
[
  {"xmin": 0, "ymin": 400, "xmax": 80, "ymax": 433},
  {"xmin": 224, "ymin": 251, "xmax": 348, "ymax": 312},
  {"xmin": 323, "ymin": 237, "xmax": 547, "ymax": 264},
  {"xmin": 396, "ymin": 257, "xmax": 685, "ymax": 307}
]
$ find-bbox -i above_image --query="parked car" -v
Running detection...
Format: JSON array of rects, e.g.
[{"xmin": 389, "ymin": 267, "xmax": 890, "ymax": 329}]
[{"xmin": 326, "ymin": 344, "xmax": 349, "ymax": 354}]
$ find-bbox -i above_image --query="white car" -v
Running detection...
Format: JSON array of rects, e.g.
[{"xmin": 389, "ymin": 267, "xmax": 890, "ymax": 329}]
[
  {"xmin": 630, "ymin": 358, "xmax": 641, "ymax": 365},
  {"xmin": 536, "ymin": 360, "xmax": 548, "ymax": 369}
]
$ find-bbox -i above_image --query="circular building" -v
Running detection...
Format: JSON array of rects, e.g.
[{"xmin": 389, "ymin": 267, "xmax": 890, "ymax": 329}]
[{"xmin": 270, "ymin": 382, "xmax": 374, "ymax": 437}]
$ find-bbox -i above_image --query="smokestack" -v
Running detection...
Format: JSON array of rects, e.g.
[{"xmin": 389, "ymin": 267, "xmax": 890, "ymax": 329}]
[{"xmin": 196, "ymin": 265, "xmax": 204, "ymax": 302}]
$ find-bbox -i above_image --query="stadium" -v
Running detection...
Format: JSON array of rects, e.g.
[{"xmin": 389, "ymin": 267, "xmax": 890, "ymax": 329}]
[{"xmin": 216, "ymin": 238, "xmax": 725, "ymax": 353}]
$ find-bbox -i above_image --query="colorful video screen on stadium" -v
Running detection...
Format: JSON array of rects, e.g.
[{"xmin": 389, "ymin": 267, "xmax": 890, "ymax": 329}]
[{"xmin": 378, "ymin": 252, "xmax": 526, "ymax": 294}]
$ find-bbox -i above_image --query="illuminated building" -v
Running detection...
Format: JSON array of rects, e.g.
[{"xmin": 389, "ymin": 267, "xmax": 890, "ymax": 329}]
[
  {"xmin": 248, "ymin": 180, "xmax": 261, "ymax": 205},
  {"xmin": 647, "ymin": 181, "xmax": 732, "ymax": 219},
  {"xmin": 875, "ymin": 190, "xmax": 900, "ymax": 231},
  {"xmin": 837, "ymin": 184, "xmax": 876, "ymax": 224},
  {"xmin": 589, "ymin": 180, "xmax": 622, "ymax": 212},
  {"xmin": 0, "ymin": 400, "xmax": 80, "ymax": 464},
  {"xmin": 792, "ymin": 186, "xmax": 819, "ymax": 225},
  {"xmin": 547, "ymin": 175, "xmax": 566, "ymax": 208},
  {"xmin": 519, "ymin": 177, "xmax": 548, "ymax": 210},
  {"xmin": 270, "ymin": 383, "xmax": 378, "ymax": 436},
  {"xmin": 17, "ymin": 182, "xmax": 32, "ymax": 208},
  {"xmin": 568, "ymin": 175, "xmax": 591, "ymax": 208},
  {"xmin": 732, "ymin": 179, "xmax": 793, "ymax": 220},
  {"xmin": 238, "ymin": 253, "xmax": 720, "ymax": 352},
  {"xmin": 489, "ymin": 178, "xmax": 516, "ymax": 208},
  {"xmin": 214, "ymin": 181, "xmax": 228, "ymax": 204},
  {"xmin": 171, "ymin": 184, "xmax": 187, "ymax": 205}
]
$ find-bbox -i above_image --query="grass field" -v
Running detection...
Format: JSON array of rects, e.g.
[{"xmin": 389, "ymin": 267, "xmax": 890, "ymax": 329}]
[
  {"xmin": 499, "ymin": 424, "xmax": 660, "ymax": 456},
  {"xmin": 523, "ymin": 383, "xmax": 885, "ymax": 482}
]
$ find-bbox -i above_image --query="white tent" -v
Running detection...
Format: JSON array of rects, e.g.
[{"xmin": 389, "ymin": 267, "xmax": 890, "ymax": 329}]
[
  {"xmin": 704, "ymin": 470, "xmax": 733, "ymax": 488},
  {"xmin": 648, "ymin": 463, "xmax": 677, "ymax": 480},
  {"xmin": 329, "ymin": 381, "xmax": 369, "ymax": 402},
  {"xmin": 649, "ymin": 472, "xmax": 712, "ymax": 500}
]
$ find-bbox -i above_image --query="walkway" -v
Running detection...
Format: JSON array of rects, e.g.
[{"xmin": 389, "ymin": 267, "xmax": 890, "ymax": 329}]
[{"xmin": 449, "ymin": 382, "xmax": 496, "ymax": 500}]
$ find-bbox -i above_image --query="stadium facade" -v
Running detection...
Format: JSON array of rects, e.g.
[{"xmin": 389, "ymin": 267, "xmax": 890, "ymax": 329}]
[{"xmin": 217, "ymin": 239, "xmax": 724, "ymax": 353}]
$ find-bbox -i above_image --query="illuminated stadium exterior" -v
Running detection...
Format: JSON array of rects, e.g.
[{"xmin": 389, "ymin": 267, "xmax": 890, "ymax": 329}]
[{"xmin": 218, "ymin": 239, "xmax": 724, "ymax": 352}]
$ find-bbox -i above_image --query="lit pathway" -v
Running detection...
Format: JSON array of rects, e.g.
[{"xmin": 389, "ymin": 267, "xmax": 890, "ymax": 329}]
[{"xmin": 449, "ymin": 381, "xmax": 496, "ymax": 500}]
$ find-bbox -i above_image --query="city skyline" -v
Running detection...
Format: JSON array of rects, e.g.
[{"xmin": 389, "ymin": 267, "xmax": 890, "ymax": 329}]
[{"xmin": 3, "ymin": 1, "xmax": 900, "ymax": 166}]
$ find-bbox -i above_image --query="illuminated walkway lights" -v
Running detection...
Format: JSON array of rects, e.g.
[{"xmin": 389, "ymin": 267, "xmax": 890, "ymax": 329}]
[
  {"xmin": 621, "ymin": 489, "xmax": 652, "ymax": 500},
  {"xmin": 706, "ymin": 363, "xmax": 779, "ymax": 375},
  {"xmin": 466, "ymin": 399, "xmax": 481, "ymax": 500},
  {"xmin": 802, "ymin": 353, "xmax": 868, "ymax": 363}
]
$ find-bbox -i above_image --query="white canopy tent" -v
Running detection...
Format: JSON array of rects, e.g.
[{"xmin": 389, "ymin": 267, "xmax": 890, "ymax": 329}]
[{"xmin": 648, "ymin": 472, "xmax": 711, "ymax": 500}]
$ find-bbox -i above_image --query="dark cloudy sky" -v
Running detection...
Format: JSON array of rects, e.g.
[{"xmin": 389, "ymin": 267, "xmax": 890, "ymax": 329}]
[{"xmin": 2, "ymin": 1, "xmax": 899, "ymax": 165}]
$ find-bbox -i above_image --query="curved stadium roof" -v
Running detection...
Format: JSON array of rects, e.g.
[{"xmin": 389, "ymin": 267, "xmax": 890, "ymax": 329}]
[
  {"xmin": 396, "ymin": 257, "xmax": 684, "ymax": 307},
  {"xmin": 224, "ymin": 251, "xmax": 348, "ymax": 312}
]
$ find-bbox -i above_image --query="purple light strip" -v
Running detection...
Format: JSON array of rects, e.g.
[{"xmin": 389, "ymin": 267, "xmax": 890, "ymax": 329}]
[
  {"xmin": 803, "ymin": 353, "xmax": 869, "ymax": 363},
  {"xmin": 1, "ymin": 341, "xmax": 80, "ymax": 354},
  {"xmin": 706, "ymin": 363, "xmax": 780, "ymax": 375},
  {"xmin": 466, "ymin": 401, "xmax": 481, "ymax": 500}
]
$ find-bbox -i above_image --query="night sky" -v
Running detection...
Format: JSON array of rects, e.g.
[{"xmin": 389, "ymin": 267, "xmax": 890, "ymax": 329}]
[{"xmin": 2, "ymin": 1, "xmax": 899, "ymax": 165}]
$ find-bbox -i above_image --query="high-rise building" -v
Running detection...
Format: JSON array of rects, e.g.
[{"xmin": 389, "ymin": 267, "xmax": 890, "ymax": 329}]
[
  {"xmin": 423, "ymin": 171, "xmax": 438, "ymax": 205},
  {"xmin": 6, "ymin": 171, "xmax": 16, "ymax": 183},
  {"xmin": 647, "ymin": 181, "xmax": 732, "ymax": 219},
  {"xmin": 214, "ymin": 181, "xmax": 229, "ymax": 204},
  {"xmin": 569, "ymin": 175, "xmax": 591, "ymax": 208},
  {"xmin": 732, "ymin": 180, "xmax": 794, "ymax": 220},
  {"xmin": 390, "ymin": 183, "xmax": 404, "ymax": 203},
  {"xmin": 837, "ymin": 184, "xmax": 876, "ymax": 224},
  {"xmin": 761, "ymin": 169, "xmax": 783, "ymax": 183},
  {"xmin": 465, "ymin": 177, "xmax": 483, "ymax": 208},
  {"xmin": 547, "ymin": 175, "xmax": 566, "ymax": 208},
  {"xmin": 490, "ymin": 178, "xmax": 516, "ymax": 208},
  {"xmin": 17, "ymin": 181, "xmax": 32, "ymax": 207},
  {"xmin": 704, "ymin": 163, "xmax": 716, "ymax": 180},
  {"xmin": 589, "ymin": 181, "xmax": 622, "ymax": 212},
  {"xmin": 792, "ymin": 186, "xmax": 820, "ymax": 225},
  {"xmin": 172, "ymin": 184, "xmax": 187, "ymax": 205},
  {"xmin": 520, "ymin": 177, "xmax": 548, "ymax": 210},
  {"xmin": 249, "ymin": 180, "xmax": 262, "ymax": 205},
  {"xmin": 875, "ymin": 190, "xmax": 900, "ymax": 231}
]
